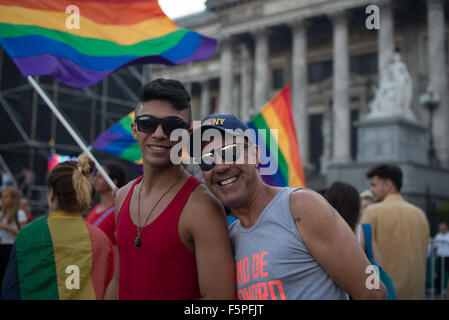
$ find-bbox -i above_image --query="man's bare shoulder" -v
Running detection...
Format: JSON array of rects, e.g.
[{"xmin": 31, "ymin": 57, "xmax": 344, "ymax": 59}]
[
  {"xmin": 114, "ymin": 178, "xmax": 138, "ymax": 218},
  {"xmin": 185, "ymin": 182, "xmax": 225, "ymax": 217},
  {"xmin": 116, "ymin": 178, "xmax": 137, "ymax": 201},
  {"xmin": 289, "ymin": 188, "xmax": 334, "ymax": 219}
]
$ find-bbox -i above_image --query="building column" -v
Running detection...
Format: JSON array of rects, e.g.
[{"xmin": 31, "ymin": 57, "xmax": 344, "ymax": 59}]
[
  {"xmin": 219, "ymin": 37, "xmax": 233, "ymax": 114},
  {"xmin": 330, "ymin": 10, "xmax": 351, "ymax": 163},
  {"xmin": 253, "ymin": 28, "xmax": 270, "ymax": 110},
  {"xmin": 378, "ymin": 0, "xmax": 395, "ymax": 80},
  {"xmin": 427, "ymin": 0, "xmax": 449, "ymax": 167},
  {"xmin": 200, "ymin": 79, "xmax": 210, "ymax": 119},
  {"xmin": 239, "ymin": 43, "xmax": 253, "ymax": 122},
  {"xmin": 290, "ymin": 19, "xmax": 310, "ymax": 167}
]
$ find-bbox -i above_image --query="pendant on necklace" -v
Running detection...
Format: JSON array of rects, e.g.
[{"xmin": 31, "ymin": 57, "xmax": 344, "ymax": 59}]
[{"xmin": 134, "ymin": 235, "xmax": 141, "ymax": 247}]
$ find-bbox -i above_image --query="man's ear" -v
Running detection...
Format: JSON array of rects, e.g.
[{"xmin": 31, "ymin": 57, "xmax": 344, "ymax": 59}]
[
  {"xmin": 49, "ymin": 187, "xmax": 56, "ymax": 202},
  {"xmin": 131, "ymin": 121, "xmax": 139, "ymax": 140},
  {"xmin": 384, "ymin": 179, "xmax": 395, "ymax": 193}
]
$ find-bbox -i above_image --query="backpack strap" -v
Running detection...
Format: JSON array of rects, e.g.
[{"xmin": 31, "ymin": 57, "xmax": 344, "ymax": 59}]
[{"xmin": 362, "ymin": 223, "xmax": 374, "ymax": 262}]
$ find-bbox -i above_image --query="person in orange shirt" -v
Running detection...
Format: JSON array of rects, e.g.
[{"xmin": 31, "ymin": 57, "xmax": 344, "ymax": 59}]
[{"xmin": 361, "ymin": 163, "xmax": 430, "ymax": 300}]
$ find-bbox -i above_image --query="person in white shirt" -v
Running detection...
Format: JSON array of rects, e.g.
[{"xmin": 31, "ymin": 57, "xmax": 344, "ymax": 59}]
[
  {"xmin": 0, "ymin": 165, "xmax": 14, "ymax": 191},
  {"xmin": 434, "ymin": 222, "xmax": 449, "ymax": 292}
]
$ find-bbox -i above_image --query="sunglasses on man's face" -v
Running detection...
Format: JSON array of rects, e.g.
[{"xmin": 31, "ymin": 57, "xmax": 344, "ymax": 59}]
[
  {"xmin": 199, "ymin": 143, "xmax": 248, "ymax": 172},
  {"xmin": 134, "ymin": 114, "xmax": 190, "ymax": 136}
]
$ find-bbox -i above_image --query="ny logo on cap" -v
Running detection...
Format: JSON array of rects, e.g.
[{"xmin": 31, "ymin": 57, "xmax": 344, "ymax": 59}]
[{"xmin": 203, "ymin": 118, "xmax": 226, "ymax": 126}]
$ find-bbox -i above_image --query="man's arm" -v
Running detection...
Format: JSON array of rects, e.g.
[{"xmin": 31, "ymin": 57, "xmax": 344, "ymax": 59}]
[
  {"xmin": 182, "ymin": 184, "xmax": 236, "ymax": 300},
  {"xmin": 290, "ymin": 189, "xmax": 386, "ymax": 300},
  {"xmin": 104, "ymin": 182, "xmax": 131, "ymax": 300}
]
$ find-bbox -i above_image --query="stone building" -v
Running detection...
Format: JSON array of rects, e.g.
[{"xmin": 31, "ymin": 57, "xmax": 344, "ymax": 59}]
[{"xmin": 151, "ymin": 0, "xmax": 449, "ymax": 202}]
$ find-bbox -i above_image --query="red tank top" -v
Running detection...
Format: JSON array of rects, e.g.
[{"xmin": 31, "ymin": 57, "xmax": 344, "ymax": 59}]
[{"xmin": 117, "ymin": 175, "xmax": 202, "ymax": 300}]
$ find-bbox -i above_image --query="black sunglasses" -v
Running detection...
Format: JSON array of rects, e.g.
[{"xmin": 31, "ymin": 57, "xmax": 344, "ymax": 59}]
[
  {"xmin": 135, "ymin": 114, "xmax": 190, "ymax": 136},
  {"xmin": 198, "ymin": 143, "xmax": 248, "ymax": 172}
]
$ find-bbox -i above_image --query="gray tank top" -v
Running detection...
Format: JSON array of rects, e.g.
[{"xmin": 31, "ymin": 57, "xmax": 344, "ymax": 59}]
[{"xmin": 229, "ymin": 187, "xmax": 349, "ymax": 300}]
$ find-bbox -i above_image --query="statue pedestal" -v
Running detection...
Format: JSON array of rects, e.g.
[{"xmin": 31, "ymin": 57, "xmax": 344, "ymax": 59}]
[
  {"xmin": 326, "ymin": 116, "xmax": 449, "ymax": 211},
  {"xmin": 356, "ymin": 116, "xmax": 428, "ymax": 165}
]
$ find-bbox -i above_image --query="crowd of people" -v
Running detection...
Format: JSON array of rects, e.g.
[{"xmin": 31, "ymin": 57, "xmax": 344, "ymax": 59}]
[{"xmin": 0, "ymin": 78, "xmax": 448, "ymax": 300}]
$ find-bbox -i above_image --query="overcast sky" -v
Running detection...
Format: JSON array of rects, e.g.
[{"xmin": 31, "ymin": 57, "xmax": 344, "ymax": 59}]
[{"xmin": 159, "ymin": 0, "xmax": 207, "ymax": 19}]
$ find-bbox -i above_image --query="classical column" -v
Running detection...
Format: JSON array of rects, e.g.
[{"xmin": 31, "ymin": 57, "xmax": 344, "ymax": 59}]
[
  {"xmin": 290, "ymin": 19, "xmax": 310, "ymax": 167},
  {"xmin": 427, "ymin": 0, "xmax": 449, "ymax": 167},
  {"xmin": 200, "ymin": 80, "xmax": 210, "ymax": 119},
  {"xmin": 239, "ymin": 43, "xmax": 253, "ymax": 122},
  {"xmin": 219, "ymin": 37, "xmax": 233, "ymax": 114},
  {"xmin": 253, "ymin": 28, "xmax": 270, "ymax": 110},
  {"xmin": 330, "ymin": 10, "xmax": 351, "ymax": 163},
  {"xmin": 378, "ymin": 0, "xmax": 395, "ymax": 80}
]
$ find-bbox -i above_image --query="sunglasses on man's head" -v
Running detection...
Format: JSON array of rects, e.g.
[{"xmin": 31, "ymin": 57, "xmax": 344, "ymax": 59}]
[
  {"xmin": 198, "ymin": 143, "xmax": 248, "ymax": 172},
  {"xmin": 134, "ymin": 114, "xmax": 190, "ymax": 136}
]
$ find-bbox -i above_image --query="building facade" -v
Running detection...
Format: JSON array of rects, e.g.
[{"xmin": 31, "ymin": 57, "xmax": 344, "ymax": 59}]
[{"xmin": 151, "ymin": 0, "xmax": 448, "ymax": 194}]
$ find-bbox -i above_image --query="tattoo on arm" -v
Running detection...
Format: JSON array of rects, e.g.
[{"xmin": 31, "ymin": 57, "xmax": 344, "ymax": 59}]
[{"xmin": 293, "ymin": 217, "xmax": 301, "ymax": 225}]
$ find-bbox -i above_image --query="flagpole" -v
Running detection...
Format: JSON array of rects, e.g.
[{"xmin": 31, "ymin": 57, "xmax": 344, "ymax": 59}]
[{"xmin": 27, "ymin": 76, "xmax": 118, "ymax": 192}]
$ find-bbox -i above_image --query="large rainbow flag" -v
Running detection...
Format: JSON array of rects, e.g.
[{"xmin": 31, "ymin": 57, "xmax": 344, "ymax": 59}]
[
  {"xmin": 1, "ymin": 211, "xmax": 115, "ymax": 300},
  {"xmin": 0, "ymin": 0, "xmax": 217, "ymax": 88},
  {"xmin": 248, "ymin": 85, "xmax": 306, "ymax": 187},
  {"xmin": 92, "ymin": 111, "xmax": 142, "ymax": 165}
]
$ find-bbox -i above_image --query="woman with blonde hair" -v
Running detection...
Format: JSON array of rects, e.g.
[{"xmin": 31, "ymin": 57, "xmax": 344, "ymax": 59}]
[
  {"xmin": 1, "ymin": 155, "xmax": 115, "ymax": 300},
  {"xmin": 0, "ymin": 186, "xmax": 27, "ymax": 296}
]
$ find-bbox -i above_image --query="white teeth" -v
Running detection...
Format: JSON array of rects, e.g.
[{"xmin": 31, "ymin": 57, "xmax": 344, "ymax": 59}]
[
  {"xmin": 219, "ymin": 176, "xmax": 238, "ymax": 186},
  {"xmin": 150, "ymin": 145, "xmax": 168, "ymax": 150}
]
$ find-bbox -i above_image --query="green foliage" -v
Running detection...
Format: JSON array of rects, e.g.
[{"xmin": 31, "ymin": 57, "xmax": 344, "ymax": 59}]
[{"xmin": 436, "ymin": 202, "xmax": 449, "ymax": 227}]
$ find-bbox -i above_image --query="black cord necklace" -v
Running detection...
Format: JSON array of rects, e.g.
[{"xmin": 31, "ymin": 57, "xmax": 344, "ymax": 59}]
[{"xmin": 135, "ymin": 170, "xmax": 183, "ymax": 247}]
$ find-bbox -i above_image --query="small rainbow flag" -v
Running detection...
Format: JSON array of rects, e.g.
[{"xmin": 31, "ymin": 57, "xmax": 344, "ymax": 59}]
[
  {"xmin": 92, "ymin": 111, "xmax": 142, "ymax": 165},
  {"xmin": 1, "ymin": 211, "xmax": 115, "ymax": 300},
  {"xmin": 0, "ymin": 0, "xmax": 217, "ymax": 88},
  {"xmin": 248, "ymin": 85, "xmax": 306, "ymax": 187},
  {"xmin": 48, "ymin": 153, "xmax": 78, "ymax": 172},
  {"xmin": 91, "ymin": 111, "xmax": 191, "ymax": 166}
]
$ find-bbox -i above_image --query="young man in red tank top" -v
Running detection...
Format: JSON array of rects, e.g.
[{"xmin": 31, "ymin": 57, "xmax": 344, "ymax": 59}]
[{"xmin": 105, "ymin": 79, "xmax": 235, "ymax": 300}]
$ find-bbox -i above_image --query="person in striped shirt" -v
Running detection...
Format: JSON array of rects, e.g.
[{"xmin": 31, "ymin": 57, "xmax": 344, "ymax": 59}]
[{"xmin": 1, "ymin": 154, "xmax": 114, "ymax": 300}]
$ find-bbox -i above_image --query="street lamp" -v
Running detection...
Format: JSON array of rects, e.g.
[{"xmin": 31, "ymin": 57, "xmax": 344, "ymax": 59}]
[{"xmin": 419, "ymin": 85, "xmax": 440, "ymax": 167}]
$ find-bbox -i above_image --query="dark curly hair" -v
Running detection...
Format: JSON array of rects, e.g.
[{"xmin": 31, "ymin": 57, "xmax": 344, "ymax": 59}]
[
  {"xmin": 366, "ymin": 163, "xmax": 403, "ymax": 192},
  {"xmin": 326, "ymin": 181, "xmax": 361, "ymax": 231},
  {"xmin": 135, "ymin": 78, "xmax": 192, "ymax": 122}
]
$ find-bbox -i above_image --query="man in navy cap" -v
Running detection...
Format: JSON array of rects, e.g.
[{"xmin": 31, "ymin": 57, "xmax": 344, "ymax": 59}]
[{"xmin": 191, "ymin": 114, "xmax": 387, "ymax": 300}]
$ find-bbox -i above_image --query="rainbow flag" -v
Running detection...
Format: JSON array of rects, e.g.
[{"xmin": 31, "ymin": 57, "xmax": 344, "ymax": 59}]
[
  {"xmin": 248, "ymin": 85, "xmax": 306, "ymax": 187},
  {"xmin": 91, "ymin": 111, "xmax": 191, "ymax": 166},
  {"xmin": 48, "ymin": 153, "xmax": 78, "ymax": 171},
  {"xmin": 1, "ymin": 211, "xmax": 115, "ymax": 300},
  {"xmin": 0, "ymin": 0, "xmax": 217, "ymax": 88},
  {"xmin": 92, "ymin": 111, "xmax": 142, "ymax": 165}
]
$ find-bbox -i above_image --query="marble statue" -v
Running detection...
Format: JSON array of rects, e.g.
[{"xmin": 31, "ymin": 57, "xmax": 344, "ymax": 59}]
[{"xmin": 367, "ymin": 52, "xmax": 415, "ymax": 120}]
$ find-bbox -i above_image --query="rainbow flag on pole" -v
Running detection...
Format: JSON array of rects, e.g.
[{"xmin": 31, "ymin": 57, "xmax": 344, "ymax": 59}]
[
  {"xmin": 248, "ymin": 85, "xmax": 306, "ymax": 187},
  {"xmin": 0, "ymin": 0, "xmax": 217, "ymax": 88},
  {"xmin": 92, "ymin": 111, "xmax": 142, "ymax": 165},
  {"xmin": 2, "ymin": 212, "xmax": 115, "ymax": 300}
]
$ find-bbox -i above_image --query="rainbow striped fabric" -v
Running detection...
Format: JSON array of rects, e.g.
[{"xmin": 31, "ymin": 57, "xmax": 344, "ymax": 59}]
[
  {"xmin": 1, "ymin": 211, "xmax": 115, "ymax": 300},
  {"xmin": 248, "ymin": 85, "xmax": 306, "ymax": 187},
  {"xmin": 47, "ymin": 153, "xmax": 78, "ymax": 171},
  {"xmin": 0, "ymin": 0, "xmax": 217, "ymax": 88},
  {"xmin": 92, "ymin": 111, "xmax": 142, "ymax": 165}
]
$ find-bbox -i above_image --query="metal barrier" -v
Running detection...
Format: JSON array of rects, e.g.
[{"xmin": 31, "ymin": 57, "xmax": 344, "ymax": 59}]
[{"xmin": 428, "ymin": 239, "xmax": 449, "ymax": 300}]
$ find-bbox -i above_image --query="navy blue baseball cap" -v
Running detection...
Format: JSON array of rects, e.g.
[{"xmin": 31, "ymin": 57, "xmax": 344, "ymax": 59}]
[{"xmin": 188, "ymin": 114, "xmax": 255, "ymax": 157}]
